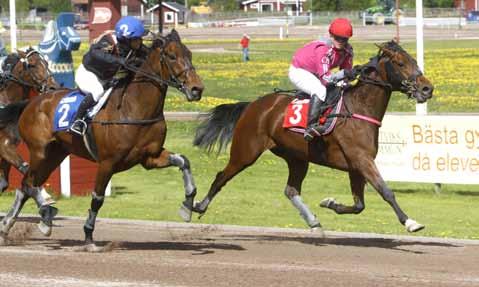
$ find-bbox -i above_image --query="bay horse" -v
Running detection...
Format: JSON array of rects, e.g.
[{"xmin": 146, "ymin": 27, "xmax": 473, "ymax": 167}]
[
  {"xmin": 0, "ymin": 48, "xmax": 57, "ymax": 192},
  {"xmin": 0, "ymin": 30, "xmax": 204, "ymax": 249},
  {"xmin": 193, "ymin": 41, "xmax": 433, "ymax": 233}
]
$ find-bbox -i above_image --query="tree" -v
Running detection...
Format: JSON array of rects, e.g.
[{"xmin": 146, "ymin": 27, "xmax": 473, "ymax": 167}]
[
  {"xmin": 208, "ymin": 0, "xmax": 239, "ymax": 11},
  {"xmin": 0, "ymin": 0, "xmax": 72, "ymax": 14},
  {"xmin": 34, "ymin": 0, "xmax": 72, "ymax": 13}
]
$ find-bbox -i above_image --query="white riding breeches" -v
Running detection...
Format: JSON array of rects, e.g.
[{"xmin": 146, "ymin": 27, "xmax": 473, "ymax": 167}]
[
  {"xmin": 75, "ymin": 64, "xmax": 105, "ymax": 101},
  {"xmin": 288, "ymin": 65, "xmax": 327, "ymax": 101}
]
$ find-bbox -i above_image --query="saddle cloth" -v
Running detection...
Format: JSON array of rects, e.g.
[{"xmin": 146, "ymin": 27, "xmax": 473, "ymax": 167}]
[
  {"xmin": 282, "ymin": 96, "xmax": 343, "ymax": 136},
  {"xmin": 52, "ymin": 88, "xmax": 112, "ymax": 132}
]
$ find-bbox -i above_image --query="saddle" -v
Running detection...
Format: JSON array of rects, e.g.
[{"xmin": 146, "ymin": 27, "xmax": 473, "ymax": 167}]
[{"xmin": 283, "ymin": 85, "xmax": 344, "ymax": 136}]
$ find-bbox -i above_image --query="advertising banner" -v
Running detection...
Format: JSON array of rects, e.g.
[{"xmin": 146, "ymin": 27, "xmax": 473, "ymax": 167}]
[{"xmin": 376, "ymin": 115, "xmax": 479, "ymax": 184}]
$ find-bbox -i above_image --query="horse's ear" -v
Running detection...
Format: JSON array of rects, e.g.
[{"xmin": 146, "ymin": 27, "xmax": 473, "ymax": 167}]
[
  {"xmin": 16, "ymin": 50, "xmax": 26, "ymax": 57},
  {"xmin": 152, "ymin": 35, "xmax": 166, "ymax": 49},
  {"xmin": 170, "ymin": 29, "xmax": 181, "ymax": 42},
  {"xmin": 376, "ymin": 42, "xmax": 395, "ymax": 58}
]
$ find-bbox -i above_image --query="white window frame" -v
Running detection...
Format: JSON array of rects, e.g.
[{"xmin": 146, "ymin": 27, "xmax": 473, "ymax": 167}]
[{"xmin": 164, "ymin": 11, "xmax": 175, "ymax": 23}]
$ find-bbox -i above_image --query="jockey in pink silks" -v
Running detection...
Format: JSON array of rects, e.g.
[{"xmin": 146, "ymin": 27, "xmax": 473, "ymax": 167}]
[{"xmin": 288, "ymin": 18, "xmax": 355, "ymax": 141}]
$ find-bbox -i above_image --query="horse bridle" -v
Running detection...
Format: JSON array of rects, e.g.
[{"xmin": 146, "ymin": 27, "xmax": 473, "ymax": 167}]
[
  {"xmin": 357, "ymin": 52, "xmax": 423, "ymax": 99},
  {"xmin": 3, "ymin": 50, "xmax": 54, "ymax": 93},
  {"xmin": 125, "ymin": 42, "xmax": 195, "ymax": 95}
]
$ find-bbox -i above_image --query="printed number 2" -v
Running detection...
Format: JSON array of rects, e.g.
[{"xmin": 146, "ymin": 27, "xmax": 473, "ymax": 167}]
[
  {"xmin": 289, "ymin": 104, "xmax": 302, "ymax": 125},
  {"xmin": 120, "ymin": 24, "xmax": 129, "ymax": 37},
  {"xmin": 58, "ymin": 104, "xmax": 70, "ymax": 128}
]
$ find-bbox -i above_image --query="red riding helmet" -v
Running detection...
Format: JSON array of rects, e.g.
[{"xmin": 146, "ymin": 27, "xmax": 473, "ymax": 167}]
[{"xmin": 329, "ymin": 18, "xmax": 353, "ymax": 38}]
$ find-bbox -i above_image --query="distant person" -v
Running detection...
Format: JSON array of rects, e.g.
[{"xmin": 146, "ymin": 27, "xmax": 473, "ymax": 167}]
[
  {"xmin": 288, "ymin": 18, "xmax": 356, "ymax": 141},
  {"xmin": 240, "ymin": 33, "xmax": 250, "ymax": 62},
  {"xmin": 0, "ymin": 23, "xmax": 7, "ymax": 57}
]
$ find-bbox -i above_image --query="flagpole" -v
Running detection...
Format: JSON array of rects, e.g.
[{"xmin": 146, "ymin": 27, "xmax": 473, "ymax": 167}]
[{"xmin": 9, "ymin": 0, "xmax": 16, "ymax": 51}]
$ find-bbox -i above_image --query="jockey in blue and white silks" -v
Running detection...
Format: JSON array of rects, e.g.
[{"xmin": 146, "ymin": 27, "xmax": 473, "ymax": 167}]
[{"xmin": 71, "ymin": 16, "xmax": 149, "ymax": 135}]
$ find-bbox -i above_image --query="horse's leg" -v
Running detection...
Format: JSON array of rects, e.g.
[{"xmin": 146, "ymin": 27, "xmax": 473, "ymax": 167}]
[
  {"xmin": 141, "ymin": 149, "xmax": 197, "ymax": 222},
  {"xmin": 0, "ymin": 189, "xmax": 29, "ymax": 244},
  {"xmin": 0, "ymin": 160, "xmax": 11, "ymax": 193},
  {"xmin": 82, "ymin": 161, "xmax": 113, "ymax": 248},
  {"xmin": 320, "ymin": 170, "xmax": 366, "ymax": 214},
  {"xmin": 0, "ymin": 131, "xmax": 29, "ymax": 192},
  {"xmin": 360, "ymin": 158, "xmax": 424, "ymax": 232},
  {"xmin": 283, "ymin": 158, "xmax": 321, "ymax": 229},
  {"xmin": 17, "ymin": 145, "xmax": 67, "ymax": 236},
  {"xmin": 193, "ymin": 135, "xmax": 266, "ymax": 217}
]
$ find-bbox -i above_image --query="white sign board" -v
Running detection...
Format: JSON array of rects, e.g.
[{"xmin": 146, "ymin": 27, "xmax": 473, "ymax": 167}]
[{"xmin": 376, "ymin": 115, "xmax": 479, "ymax": 184}]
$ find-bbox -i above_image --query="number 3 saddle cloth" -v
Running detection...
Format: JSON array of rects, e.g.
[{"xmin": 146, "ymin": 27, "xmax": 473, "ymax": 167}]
[{"xmin": 283, "ymin": 93, "xmax": 343, "ymax": 136}]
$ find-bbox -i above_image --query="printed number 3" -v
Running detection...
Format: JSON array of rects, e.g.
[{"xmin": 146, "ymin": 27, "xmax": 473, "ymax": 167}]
[
  {"xmin": 289, "ymin": 104, "xmax": 302, "ymax": 125},
  {"xmin": 58, "ymin": 104, "xmax": 70, "ymax": 128}
]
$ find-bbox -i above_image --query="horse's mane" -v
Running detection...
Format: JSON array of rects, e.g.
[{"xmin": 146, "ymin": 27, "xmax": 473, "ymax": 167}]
[
  {"xmin": 377, "ymin": 40, "xmax": 416, "ymax": 63},
  {"xmin": 151, "ymin": 30, "xmax": 183, "ymax": 51}
]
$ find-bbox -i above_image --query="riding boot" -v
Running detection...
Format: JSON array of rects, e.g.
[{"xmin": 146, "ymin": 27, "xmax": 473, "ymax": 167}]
[
  {"xmin": 70, "ymin": 93, "xmax": 96, "ymax": 136},
  {"xmin": 304, "ymin": 95, "xmax": 325, "ymax": 141}
]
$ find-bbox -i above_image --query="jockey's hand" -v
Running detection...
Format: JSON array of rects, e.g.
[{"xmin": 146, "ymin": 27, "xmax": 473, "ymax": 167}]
[
  {"xmin": 127, "ymin": 58, "xmax": 144, "ymax": 67},
  {"xmin": 116, "ymin": 57, "xmax": 127, "ymax": 67},
  {"xmin": 352, "ymin": 65, "xmax": 362, "ymax": 76},
  {"xmin": 343, "ymin": 69, "xmax": 356, "ymax": 80}
]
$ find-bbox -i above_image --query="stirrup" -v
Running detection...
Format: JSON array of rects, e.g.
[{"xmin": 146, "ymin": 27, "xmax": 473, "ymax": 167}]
[
  {"xmin": 70, "ymin": 119, "xmax": 87, "ymax": 136},
  {"xmin": 304, "ymin": 125, "xmax": 322, "ymax": 141}
]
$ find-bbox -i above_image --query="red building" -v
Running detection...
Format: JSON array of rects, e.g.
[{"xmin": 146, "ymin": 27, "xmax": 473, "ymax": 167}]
[
  {"xmin": 455, "ymin": 0, "xmax": 479, "ymax": 11},
  {"xmin": 121, "ymin": 0, "xmax": 149, "ymax": 16},
  {"xmin": 9, "ymin": 144, "xmax": 100, "ymax": 197}
]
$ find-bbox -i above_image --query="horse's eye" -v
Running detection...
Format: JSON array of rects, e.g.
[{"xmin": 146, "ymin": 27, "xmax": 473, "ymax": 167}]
[
  {"xmin": 168, "ymin": 54, "xmax": 176, "ymax": 61},
  {"xmin": 27, "ymin": 64, "xmax": 36, "ymax": 68},
  {"xmin": 397, "ymin": 61, "xmax": 404, "ymax": 67}
]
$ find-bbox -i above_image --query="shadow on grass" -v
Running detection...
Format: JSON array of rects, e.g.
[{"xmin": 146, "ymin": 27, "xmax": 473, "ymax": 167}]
[
  {"xmin": 111, "ymin": 186, "xmax": 137, "ymax": 196},
  {"xmin": 454, "ymin": 191, "xmax": 479, "ymax": 197},
  {"xmin": 219, "ymin": 234, "xmax": 461, "ymax": 254}
]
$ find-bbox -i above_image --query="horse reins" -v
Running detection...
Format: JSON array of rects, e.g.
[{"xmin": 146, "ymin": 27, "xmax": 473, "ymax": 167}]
[
  {"xmin": 1, "ymin": 50, "xmax": 54, "ymax": 93},
  {"xmin": 90, "ymin": 46, "xmax": 193, "ymax": 126}
]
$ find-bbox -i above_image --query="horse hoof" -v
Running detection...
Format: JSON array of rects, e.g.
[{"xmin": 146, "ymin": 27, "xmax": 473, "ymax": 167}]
[
  {"xmin": 310, "ymin": 226, "xmax": 325, "ymax": 238},
  {"xmin": 405, "ymin": 219, "xmax": 425, "ymax": 233},
  {"xmin": 319, "ymin": 197, "xmax": 336, "ymax": 208},
  {"xmin": 178, "ymin": 204, "xmax": 192, "ymax": 222},
  {"xmin": 73, "ymin": 243, "xmax": 104, "ymax": 252},
  {"xmin": 37, "ymin": 221, "xmax": 52, "ymax": 237}
]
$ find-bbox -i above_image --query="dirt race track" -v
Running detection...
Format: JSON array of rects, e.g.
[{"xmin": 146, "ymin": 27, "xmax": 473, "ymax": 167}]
[{"xmin": 0, "ymin": 216, "xmax": 478, "ymax": 287}]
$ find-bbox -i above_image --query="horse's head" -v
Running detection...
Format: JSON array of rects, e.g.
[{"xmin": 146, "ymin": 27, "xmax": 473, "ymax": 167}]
[
  {"xmin": 373, "ymin": 41, "xmax": 433, "ymax": 103},
  {"xmin": 149, "ymin": 30, "xmax": 204, "ymax": 101},
  {"xmin": 16, "ymin": 48, "xmax": 58, "ymax": 92}
]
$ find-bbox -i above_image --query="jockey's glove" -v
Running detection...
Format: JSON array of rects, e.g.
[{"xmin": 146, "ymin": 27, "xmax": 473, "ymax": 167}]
[
  {"xmin": 116, "ymin": 57, "xmax": 126, "ymax": 67},
  {"xmin": 343, "ymin": 69, "xmax": 356, "ymax": 80}
]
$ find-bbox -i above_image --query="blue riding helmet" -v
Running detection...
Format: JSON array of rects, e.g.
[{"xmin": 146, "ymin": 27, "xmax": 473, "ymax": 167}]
[{"xmin": 115, "ymin": 16, "xmax": 146, "ymax": 39}]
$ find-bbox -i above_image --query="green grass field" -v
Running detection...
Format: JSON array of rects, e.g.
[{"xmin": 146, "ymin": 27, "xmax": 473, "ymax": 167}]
[{"xmin": 1, "ymin": 39, "xmax": 478, "ymax": 239}]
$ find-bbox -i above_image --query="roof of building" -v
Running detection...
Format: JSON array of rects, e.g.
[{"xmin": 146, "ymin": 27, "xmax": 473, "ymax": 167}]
[{"xmin": 147, "ymin": 2, "xmax": 188, "ymax": 13}]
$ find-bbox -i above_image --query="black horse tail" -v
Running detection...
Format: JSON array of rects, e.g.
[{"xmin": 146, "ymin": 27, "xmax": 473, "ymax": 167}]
[
  {"xmin": 194, "ymin": 102, "xmax": 250, "ymax": 154},
  {"xmin": 0, "ymin": 100, "xmax": 29, "ymax": 125}
]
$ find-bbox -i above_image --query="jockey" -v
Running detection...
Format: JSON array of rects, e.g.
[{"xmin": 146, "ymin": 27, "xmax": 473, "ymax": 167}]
[
  {"xmin": 288, "ymin": 18, "xmax": 355, "ymax": 141},
  {"xmin": 70, "ymin": 16, "xmax": 149, "ymax": 135}
]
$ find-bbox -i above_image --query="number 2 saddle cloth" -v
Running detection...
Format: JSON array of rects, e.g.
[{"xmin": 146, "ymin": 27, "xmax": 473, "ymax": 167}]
[
  {"xmin": 283, "ymin": 88, "xmax": 343, "ymax": 136},
  {"xmin": 53, "ymin": 89, "xmax": 109, "ymax": 133}
]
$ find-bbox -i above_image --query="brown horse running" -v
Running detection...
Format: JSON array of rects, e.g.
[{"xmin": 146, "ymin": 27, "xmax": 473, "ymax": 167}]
[
  {"xmin": 0, "ymin": 48, "xmax": 57, "ymax": 192},
  {"xmin": 193, "ymin": 41, "xmax": 433, "ymax": 233},
  {"xmin": 0, "ymin": 30, "xmax": 204, "ymax": 249}
]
